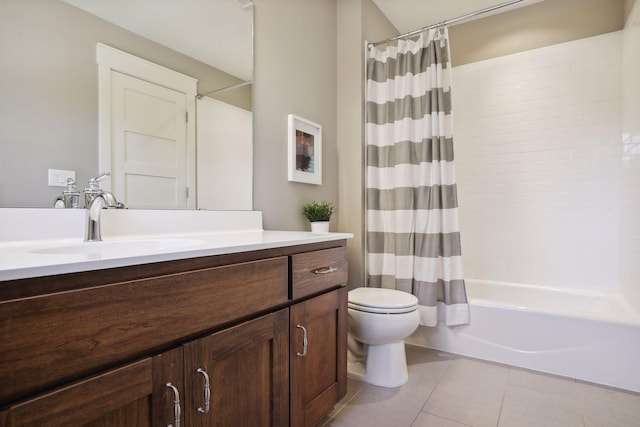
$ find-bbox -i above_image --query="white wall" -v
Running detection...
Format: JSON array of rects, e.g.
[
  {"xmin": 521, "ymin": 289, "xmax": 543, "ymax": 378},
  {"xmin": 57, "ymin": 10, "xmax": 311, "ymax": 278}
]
[
  {"xmin": 196, "ymin": 97, "xmax": 252, "ymax": 210},
  {"xmin": 453, "ymin": 32, "xmax": 623, "ymax": 292},
  {"xmin": 620, "ymin": 0, "xmax": 640, "ymax": 309}
]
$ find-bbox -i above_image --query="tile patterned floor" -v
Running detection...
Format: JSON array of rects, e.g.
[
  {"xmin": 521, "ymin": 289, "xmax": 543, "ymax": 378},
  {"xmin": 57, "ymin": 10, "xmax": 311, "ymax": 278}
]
[{"xmin": 319, "ymin": 345, "xmax": 640, "ymax": 427}]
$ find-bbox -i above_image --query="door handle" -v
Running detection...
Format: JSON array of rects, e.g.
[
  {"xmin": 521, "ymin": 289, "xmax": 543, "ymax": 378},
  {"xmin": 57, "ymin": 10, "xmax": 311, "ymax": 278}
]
[
  {"xmin": 196, "ymin": 368, "xmax": 211, "ymax": 415},
  {"xmin": 312, "ymin": 266, "xmax": 337, "ymax": 274},
  {"xmin": 296, "ymin": 324, "xmax": 308, "ymax": 357},
  {"xmin": 165, "ymin": 382, "xmax": 181, "ymax": 427}
]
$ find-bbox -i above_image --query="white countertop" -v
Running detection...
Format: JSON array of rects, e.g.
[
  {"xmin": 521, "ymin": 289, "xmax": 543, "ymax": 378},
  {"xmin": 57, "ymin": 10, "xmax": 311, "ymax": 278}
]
[
  {"xmin": 0, "ymin": 230, "xmax": 352, "ymax": 281},
  {"xmin": 0, "ymin": 209, "xmax": 352, "ymax": 281}
]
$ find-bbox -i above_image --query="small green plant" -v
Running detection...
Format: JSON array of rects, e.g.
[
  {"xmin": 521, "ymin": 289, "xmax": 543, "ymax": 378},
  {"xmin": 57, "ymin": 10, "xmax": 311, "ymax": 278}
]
[{"xmin": 302, "ymin": 200, "xmax": 335, "ymax": 222}]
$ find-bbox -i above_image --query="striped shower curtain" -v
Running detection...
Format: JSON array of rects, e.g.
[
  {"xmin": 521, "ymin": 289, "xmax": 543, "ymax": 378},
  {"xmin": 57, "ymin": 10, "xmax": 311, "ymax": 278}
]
[{"xmin": 366, "ymin": 27, "xmax": 469, "ymax": 327}]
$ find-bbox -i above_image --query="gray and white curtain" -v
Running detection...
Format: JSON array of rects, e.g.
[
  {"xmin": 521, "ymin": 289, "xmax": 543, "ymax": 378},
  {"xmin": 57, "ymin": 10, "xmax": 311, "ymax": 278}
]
[{"xmin": 366, "ymin": 27, "xmax": 469, "ymax": 327}]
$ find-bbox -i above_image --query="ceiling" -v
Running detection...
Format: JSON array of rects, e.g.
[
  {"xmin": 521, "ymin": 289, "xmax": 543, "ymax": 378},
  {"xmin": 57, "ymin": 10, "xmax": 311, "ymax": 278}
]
[
  {"xmin": 62, "ymin": 0, "xmax": 253, "ymax": 81},
  {"xmin": 371, "ymin": 0, "xmax": 544, "ymax": 34},
  {"xmin": 60, "ymin": 0, "xmax": 547, "ymax": 82}
]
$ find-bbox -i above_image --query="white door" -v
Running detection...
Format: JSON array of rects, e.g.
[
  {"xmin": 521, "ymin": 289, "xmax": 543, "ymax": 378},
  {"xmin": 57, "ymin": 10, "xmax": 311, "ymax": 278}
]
[
  {"xmin": 111, "ymin": 71, "xmax": 188, "ymax": 209},
  {"xmin": 97, "ymin": 44, "xmax": 197, "ymax": 210}
]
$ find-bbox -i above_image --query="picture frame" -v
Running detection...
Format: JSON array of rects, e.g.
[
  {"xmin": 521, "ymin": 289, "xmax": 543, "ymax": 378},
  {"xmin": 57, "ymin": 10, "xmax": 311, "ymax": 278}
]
[{"xmin": 288, "ymin": 114, "xmax": 322, "ymax": 185}]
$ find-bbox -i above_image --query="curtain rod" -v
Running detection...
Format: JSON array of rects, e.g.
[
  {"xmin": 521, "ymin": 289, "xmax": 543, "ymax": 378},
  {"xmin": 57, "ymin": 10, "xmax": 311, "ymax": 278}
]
[
  {"xmin": 368, "ymin": 0, "xmax": 526, "ymax": 49},
  {"xmin": 196, "ymin": 80, "xmax": 252, "ymax": 99}
]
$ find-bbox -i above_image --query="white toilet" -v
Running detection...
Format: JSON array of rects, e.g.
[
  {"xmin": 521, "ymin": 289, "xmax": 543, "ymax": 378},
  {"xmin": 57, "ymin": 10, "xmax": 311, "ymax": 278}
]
[{"xmin": 347, "ymin": 287, "xmax": 420, "ymax": 387}]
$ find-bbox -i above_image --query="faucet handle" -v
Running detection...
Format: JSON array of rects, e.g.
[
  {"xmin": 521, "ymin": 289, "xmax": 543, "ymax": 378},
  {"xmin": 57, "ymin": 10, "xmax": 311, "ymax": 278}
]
[{"xmin": 88, "ymin": 172, "xmax": 110, "ymax": 190}]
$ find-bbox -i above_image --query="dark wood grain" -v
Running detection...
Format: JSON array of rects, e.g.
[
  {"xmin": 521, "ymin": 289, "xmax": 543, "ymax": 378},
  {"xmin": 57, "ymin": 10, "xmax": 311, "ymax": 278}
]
[
  {"xmin": 4, "ymin": 358, "xmax": 152, "ymax": 427},
  {"xmin": 152, "ymin": 347, "xmax": 184, "ymax": 427},
  {"xmin": 0, "ymin": 257, "xmax": 288, "ymax": 406},
  {"xmin": 291, "ymin": 247, "xmax": 348, "ymax": 300},
  {"xmin": 290, "ymin": 287, "xmax": 347, "ymax": 427},
  {"xmin": 184, "ymin": 309, "xmax": 289, "ymax": 427}
]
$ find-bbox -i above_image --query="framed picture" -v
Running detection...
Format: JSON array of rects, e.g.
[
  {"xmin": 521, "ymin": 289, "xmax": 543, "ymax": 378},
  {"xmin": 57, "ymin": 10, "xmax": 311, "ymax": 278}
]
[{"xmin": 288, "ymin": 114, "xmax": 322, "ymax": 185}]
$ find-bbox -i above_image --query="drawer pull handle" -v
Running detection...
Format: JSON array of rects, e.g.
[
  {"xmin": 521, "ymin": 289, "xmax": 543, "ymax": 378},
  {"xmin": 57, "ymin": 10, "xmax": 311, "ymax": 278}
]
[
  {"xmin": 296, "ymin": 324, "xmax": 308, "ymax": 357},
  {"xmin": 166, "ymin": 383, "xmax": 181, "ymax": 427},
  {"xmin": 196, "ymin": 368, "xmax": 211, "ymax": 415},
  {"xmin": 313, "ymin": 266, "xmax": 337, "ymax": 275}
]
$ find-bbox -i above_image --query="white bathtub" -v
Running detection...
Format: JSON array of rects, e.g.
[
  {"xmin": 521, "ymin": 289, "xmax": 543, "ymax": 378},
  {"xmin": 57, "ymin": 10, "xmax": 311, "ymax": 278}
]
[{"xmin": 410, "ymin": 279, "xmax": 640, "ymax": 392}]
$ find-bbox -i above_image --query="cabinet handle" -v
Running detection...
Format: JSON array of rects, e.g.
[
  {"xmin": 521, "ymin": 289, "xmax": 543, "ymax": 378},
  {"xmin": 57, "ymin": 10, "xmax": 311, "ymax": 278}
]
[
  {"xmin": 166, "ymin": 383, "xmax": 181, "ymax": 427},
  {"xmin": 313, "ymin": 266, "xmax": 337, "ymax": 274},
  {"xmin": 296, "ymin": 324, "xmax": 308, "ymax": 357},
  {"xmin": 196, "ymin": 368, "xmax": 211, "ymax": 415}
]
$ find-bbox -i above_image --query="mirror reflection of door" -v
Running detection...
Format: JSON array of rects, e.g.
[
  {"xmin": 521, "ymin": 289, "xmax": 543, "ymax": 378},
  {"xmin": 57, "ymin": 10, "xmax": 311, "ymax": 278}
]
[
  {"xmin": 111, "ymin": 72, "xmax": 188, "ymax": 209},
  {"xmin": 97, "ymin": 44, "xmax": 197, "ymax": 210}
]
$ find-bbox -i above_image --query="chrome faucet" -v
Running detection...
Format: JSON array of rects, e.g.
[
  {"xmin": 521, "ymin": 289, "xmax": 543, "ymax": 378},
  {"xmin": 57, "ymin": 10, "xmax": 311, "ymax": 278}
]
[{"xmin": 83, "ymin": 172, "xmax": 125, "ymax": 241}]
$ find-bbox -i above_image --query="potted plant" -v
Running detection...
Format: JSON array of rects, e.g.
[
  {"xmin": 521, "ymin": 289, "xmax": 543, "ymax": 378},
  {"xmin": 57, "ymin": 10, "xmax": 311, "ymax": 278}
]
[{"xmin": 302, "ymin": 200, "xmax": 335, "ymax": 233}]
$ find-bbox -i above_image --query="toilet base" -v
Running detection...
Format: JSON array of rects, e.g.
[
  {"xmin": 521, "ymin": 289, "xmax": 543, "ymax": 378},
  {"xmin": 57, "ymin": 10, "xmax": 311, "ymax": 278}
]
[{"xmin": 347, "ymin": 341, "xmax": 409, "ymax": 388}]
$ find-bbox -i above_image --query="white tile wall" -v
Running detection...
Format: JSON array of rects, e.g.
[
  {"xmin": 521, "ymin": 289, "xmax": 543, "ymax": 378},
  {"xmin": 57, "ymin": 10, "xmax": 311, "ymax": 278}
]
[
  {"xmin": 620, "ymin": 0, "xmax": 640, "ymax": 310},
  {"xmin": 453, "ymin": 32, "xmax": 624, "ymax": 292}
]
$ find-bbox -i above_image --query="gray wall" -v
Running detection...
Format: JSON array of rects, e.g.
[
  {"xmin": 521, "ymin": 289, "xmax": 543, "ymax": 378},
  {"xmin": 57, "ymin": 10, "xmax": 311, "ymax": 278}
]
[
  {"xmin": 337, "ymin": 0, "xmax": 397, "ymax": 286},
  {"xmin": 252, "ymin": 0, "xmax": 338, "ymax": 232},
  {"xmin": 0, "ymin": 0, "xmax": 248, "ymax": 208},
  {"xmin": 251, "ymin": 0, "xmax": 395, "ymax": 285}
]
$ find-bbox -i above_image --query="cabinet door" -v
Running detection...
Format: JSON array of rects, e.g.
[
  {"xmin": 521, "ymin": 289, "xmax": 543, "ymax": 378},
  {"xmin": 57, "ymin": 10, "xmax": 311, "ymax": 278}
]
[
  {"xmin": 0, "ymin": 359, "xmax": 153, "ymax": 427},
  {"xmin": 152, "ymin": 347, "xmax": 184, "ymax": 427},
  {"xmin": 183, "ymin": 309, "xmax": 289, "ymax": 427},
  {"xmin": 290, "ymin": 288, "xmax": 347, "ymax": 427}
]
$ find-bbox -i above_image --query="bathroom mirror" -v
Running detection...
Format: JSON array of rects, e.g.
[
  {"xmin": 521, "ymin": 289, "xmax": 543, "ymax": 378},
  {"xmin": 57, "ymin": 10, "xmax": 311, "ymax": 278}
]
[{"xmin": 0, "ymin": 0, "xmax": 253, "ymax": 210}]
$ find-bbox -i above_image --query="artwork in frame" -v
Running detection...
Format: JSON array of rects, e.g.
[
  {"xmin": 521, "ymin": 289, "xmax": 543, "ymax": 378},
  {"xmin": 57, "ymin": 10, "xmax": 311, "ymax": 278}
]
[{"xmin": 288, "ymin": 114, "xmax": 322, "ymax": 185}]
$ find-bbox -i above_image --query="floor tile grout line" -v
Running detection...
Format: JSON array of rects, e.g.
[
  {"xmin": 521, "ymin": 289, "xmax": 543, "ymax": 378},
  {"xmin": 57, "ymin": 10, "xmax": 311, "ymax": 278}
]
[
  {"xmin": 494, "ymin": 369, "xmax": 510, "ymax": 427},
  {"xmin": 409, "ymin": 377, "xmax": 438, "ymax": 427}
]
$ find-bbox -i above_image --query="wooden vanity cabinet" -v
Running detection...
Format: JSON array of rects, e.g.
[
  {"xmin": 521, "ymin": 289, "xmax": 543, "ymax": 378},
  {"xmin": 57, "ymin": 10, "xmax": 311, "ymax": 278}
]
[
  {"xmin": 0, "ymin": 310, "xmax": 290, "ymax": 427},
  {"xmin": 0, "ymin": 240, "xmax": 348, "ymax": 427},
  {"xmin": 183, "ymin": 309, "xmax": 289, "ymax": 427},
  {"xmin": 0, "ymin": 358, "xmax": 154, "ymax": 427},
  {"xmin": 290, "ymin": 247, "xmax": 348, "ymax": 427}
]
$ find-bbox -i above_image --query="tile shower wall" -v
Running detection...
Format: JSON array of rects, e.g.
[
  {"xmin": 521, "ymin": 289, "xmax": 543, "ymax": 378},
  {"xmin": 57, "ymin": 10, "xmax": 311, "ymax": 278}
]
[
  {"xmin": 453, "ymin": 32, "xmax": 623, "ymax": 292},
  {"xmin": 621, "ymin": 0, "xmax": 640, "ymax": 310}
]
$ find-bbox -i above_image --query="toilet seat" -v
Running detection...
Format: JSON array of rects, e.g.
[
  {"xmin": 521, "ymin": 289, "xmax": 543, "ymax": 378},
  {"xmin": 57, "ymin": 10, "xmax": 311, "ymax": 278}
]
[{"xmin": 348, "ymin": 287, "xmax": 418, "ymax": 314}]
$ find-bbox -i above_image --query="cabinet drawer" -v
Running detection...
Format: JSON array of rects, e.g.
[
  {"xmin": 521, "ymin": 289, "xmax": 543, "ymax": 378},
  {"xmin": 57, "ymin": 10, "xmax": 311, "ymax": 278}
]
[
  {"xmin": 0, "ymin": 256, "xmax": 288, "ymax": 407},
  {"xmin": 291, "ymin": 247, "xmax": 347, "ymax": 300},
  {"xmin": 3, "ymin": 358, "xmax": 152, "ymax": 427}
]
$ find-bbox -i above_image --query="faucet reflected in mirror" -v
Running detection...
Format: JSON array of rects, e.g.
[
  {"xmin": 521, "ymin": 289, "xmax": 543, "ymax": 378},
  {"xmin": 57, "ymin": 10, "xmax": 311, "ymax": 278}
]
[{"xmin": 82, "ymin": 172, "xmax": 125, "ymax": 242}]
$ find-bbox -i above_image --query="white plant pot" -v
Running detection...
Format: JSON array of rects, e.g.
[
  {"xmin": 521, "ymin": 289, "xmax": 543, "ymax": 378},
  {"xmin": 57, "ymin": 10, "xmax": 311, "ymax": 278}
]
[{"xmin": 310, "ymin": 221, "xmax": 330, "ymax": 233}]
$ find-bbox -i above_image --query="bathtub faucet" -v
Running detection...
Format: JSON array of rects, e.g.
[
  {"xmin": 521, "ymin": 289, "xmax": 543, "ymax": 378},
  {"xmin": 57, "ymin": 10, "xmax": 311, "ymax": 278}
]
[{"xmin": 83, "ymin": 172, "xmax": 125, "ymax": 241}]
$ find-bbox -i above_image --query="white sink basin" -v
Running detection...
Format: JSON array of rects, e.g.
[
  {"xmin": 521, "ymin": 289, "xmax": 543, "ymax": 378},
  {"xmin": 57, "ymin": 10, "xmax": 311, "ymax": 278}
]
[{"xmin": 29, "ymin": 238, "xmax": 206, "ymax": 256}]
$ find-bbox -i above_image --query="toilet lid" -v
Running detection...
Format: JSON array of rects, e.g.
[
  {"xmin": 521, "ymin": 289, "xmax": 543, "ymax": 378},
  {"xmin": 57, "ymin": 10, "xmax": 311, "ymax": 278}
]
[{"xmin": 348, "ymin": 287, "xmax": 418, "ymax": 314}]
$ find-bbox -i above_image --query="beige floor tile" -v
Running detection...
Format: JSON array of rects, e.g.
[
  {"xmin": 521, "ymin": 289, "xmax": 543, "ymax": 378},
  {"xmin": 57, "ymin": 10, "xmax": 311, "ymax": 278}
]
[
  {"xmin": 498, "ymin": 385, "xmax": 582, "ymax": 427},
  {"xmin": 327, "ymin": 375, "xmax": 437, "ymax": 427},
  {"xmin": 406, "ymin": 346, "xmax": 455, "ymax": 382},
  {"xmin": 442, "ymin": 357, "xmax": 510, "ymax": 386},
  {"xmin": 318, "ymin": 378, "xmax": 366, "ymax": 425},
  {"xmin": 422, "ymin": 371, "xmax": 506, "ymax": 427},
  {"xmin": 508, "ymin": 367, "xmax": 579, "ymax": 396},
  {"xmin": 326, "ymin": 346, "xmax": 640, "ymax": 427},
  {"xmin": 579, "ymin": 382, "xmax": 640, "ymax": 427},
  {"xmin": 411, "ymin": 412, "xmax": 471, "ymax": 427}
]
